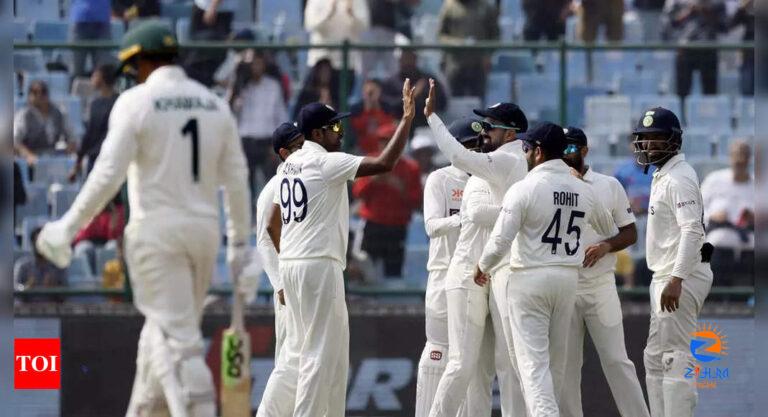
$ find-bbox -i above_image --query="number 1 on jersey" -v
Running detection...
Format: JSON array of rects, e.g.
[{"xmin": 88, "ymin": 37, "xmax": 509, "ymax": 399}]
[{"xmin": 181, "ymin": 118, "xmax": 200, "ymax": 182}]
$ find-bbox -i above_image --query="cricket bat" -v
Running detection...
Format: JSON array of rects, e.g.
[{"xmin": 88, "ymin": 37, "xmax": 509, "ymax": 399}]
[{"xmin": 221, "ymin": 274, "xmax": 251, "ymax": 417}]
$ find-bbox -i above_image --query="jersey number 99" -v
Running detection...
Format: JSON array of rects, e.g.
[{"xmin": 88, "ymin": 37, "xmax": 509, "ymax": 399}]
[{"xmin": 280, "ymin": 178, "xmax": 308, "ymax": 224}]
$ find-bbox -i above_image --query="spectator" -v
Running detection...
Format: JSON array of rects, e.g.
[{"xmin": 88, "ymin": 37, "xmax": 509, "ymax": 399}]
[
  {"xmin": 350, "ymin": 79, "xmax": 398, "ymax": 154},
  {"xmin": 730, "ymin": 0, "xmax": 754, "ymax": 96},
  {"xmin": 229, "ymin": 51, "xmax": 289, "ymax": 198},
  {"xmin": 634, "ymin": 0, "xmax": 667, "ymax": 42},
  {"xmin": 701, "ymin": 140, "xmax": 754, "ymax": 286},
  {"xmin": 14, "ymin": 227, "xmax": 67, "ymax": 301},
  {"xmin": 381, "ymin": 48, "xmax": 448, "ymax": 128},
  {"xmin": 184, "ymin": 0, "xmax": 237, "ymax": 86},
  {"xmin": 360, "ymin": 0, "xmax": 419, "ymax": 78},
  {"xmin": 353, "ymin": 122, "xmax": 422, "ymax": 279},
  {"xmin": 70, "ymin": 0, "xmax": 113, "ymax": 77},
  {"xmin": 409, "ymin": 132, "xmax": 438, "ymax": 184},
  {"xmin": 663, "ymin": 0, "xmax": 727, "ymax": 98},
  {"xmin": 112, "ymin": 0, "xmax": 161, "ymax": 21},
  {"xmin": 578, "ymin": 0, "xmax": 624, "ymax": 43},
  {"xmin": 293, "ymin": 58, "xmax": 350, "ymax": 119},
  {"xmin": 70, "ymin": 63, "xmax": 118, "ymax": 182},
  {"xmin": 14, "ymin": 80, "xmax": 73, "ymax": 168},
  {"xmin": 72, "ymin": 194, "xmax": 125, "ymax": 275},
  {"xmin": 614, "ymin": 139, "xmax": 654, "ymax": 286},
  {"xmin": 522, "ymin": 0, "xmax": 572, "ymax": 41},
  {"xmin": 438, "ymin": 0, "xmax": 500, "ymax": 98},
  {"xmin": 305, "ymin": 0, "xmax": 370, "ymax": 72}
]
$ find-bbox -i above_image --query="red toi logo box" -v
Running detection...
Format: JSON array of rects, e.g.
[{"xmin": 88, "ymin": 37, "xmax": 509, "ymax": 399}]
[{"xmin": 14, "ymin": 338, "xmax": 61, "ymax": 390}]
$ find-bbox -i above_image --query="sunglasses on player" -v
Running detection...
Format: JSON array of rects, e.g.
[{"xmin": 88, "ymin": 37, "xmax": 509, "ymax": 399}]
[{"xmin": 322, "ymin": 121, "xmax": 344, "ymax": 135}]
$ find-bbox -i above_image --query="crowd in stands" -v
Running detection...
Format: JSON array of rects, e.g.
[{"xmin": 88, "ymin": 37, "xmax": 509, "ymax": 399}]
[{"xmin": 12, "ymin": 0, "xmax": 754, "ymax": 302}]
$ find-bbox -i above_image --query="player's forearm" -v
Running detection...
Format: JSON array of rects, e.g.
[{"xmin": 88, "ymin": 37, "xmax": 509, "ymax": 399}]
[
  {"xmin": 356, "ymin": 115, "xmax": 413, "ymax": 177},
  {"xmin": 257, "ymin": 244, "xmax": 282, "ymax": 290},
  {"xmin": 266, "ymin": 204, "xmax": 282, "ymax": 253},
  {"xmin": 425, "ymin": 215, "xmax": 461, "ymax": 238},
  {"xmin": 601, "ymin": 223, "xmax": 637, "ymax": 253},
  {"xmin": 427, "ymin": 113, "xmax": 492, "ymax": 180},
  {"xmin": 223, "ymin": 184, "xmax": 251, "ymax": 245},
  {"xmin": 478, "ymin": 236, "xmax": 510, "ymax": 273},
  {"xmin": 671, "ymin": 225, "xmax": 705, "ymax": 280}
]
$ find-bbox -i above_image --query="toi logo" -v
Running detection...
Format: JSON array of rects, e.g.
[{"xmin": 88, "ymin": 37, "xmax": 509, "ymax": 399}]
[{"xmin": 14, "ymin": 338, "xmax": 61, "ymax": 390}]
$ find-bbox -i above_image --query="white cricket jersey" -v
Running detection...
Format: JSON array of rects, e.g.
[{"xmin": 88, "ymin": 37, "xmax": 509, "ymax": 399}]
[
  {"xmin": 428, "ymin": 113, "xmax": 528, "ymax": 190},
  {"xmin": 646, "ymin": 154, "xmax": 708, "ymax": 280},
  {"xmin": 479, "ymin": 159, "xmax": 615, "ymax": 273},
  {"xmin": 274, "ymin": 140, "xmax": 363, "ymax": 268},
  {"xmin": 578, "ymin": 168, "xmax": 635, "ymax": 287},
  {"xmin": 256, "ymin": 171, "xmax": 281, "ymax": 289},
  {"xmin": 423, "ymin": 165, "xmax": 469, "ymax": 271},
  {"xmin": 447, "ymin": 175, "xmax": 499, "ymax": 291},
  {"xmin": 61, "ymin": 66, "xmax": 250, "ymax": 243}
]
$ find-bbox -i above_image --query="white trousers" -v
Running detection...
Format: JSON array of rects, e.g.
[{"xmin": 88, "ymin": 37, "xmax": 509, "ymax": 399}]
[
  {"xmin": 491, "ymin": 268, "xmax": 529, "ymax": 417},
  {"xmin": 429, "ymin": 287, "xmax": 494, "ymax": 417},
  {"xmin": 507, "ymin": 266, "xmax": 578, "ymax": 417},
  {"xmin": 123, "ymin": 218, "xmax": 220, "ymax": 417},
  {"xmin": 561, "ymin": 276, "xmax": 650, "ymax": 417},
  {"xmin": 644, "ymin": 266, "xmax": 712, "ymax": 417},
  {"xmin": 257, "ymin": 258, "xmax": 349, "ymax": 417}
]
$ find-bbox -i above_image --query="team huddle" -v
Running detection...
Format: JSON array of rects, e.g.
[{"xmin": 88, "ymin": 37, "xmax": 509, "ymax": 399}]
[{"xmin": 33, "ymin": 21, "xmax": 712, "ymax": 417}]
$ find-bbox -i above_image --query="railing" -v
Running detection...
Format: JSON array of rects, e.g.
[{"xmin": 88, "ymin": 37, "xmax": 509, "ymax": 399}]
[{"xmin": 13, "ymin": 40, "xmax": 754, "ymax": 301}]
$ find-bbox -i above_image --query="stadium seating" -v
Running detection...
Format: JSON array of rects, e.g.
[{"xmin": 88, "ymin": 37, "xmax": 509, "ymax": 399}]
[
  {"xmin": 684, "ymin": 95, "xmax": 732, "ymax": 135},
  {"xmin": 34, "ymin": 155, "xmax": 76, "ymax": 185},
  {"xmin": 445, "ymin": 96, "xmax": 482, "ymax": 124},
  {"xmin": 175, "ymin": 17, "xmax": 191, "ymax": 44},
  {"xmin": 514, "ymin": 73, "xmax": 559, "ymax": 122},
  {"xmin": 95, "ymin": 245, "xmax": 118, "ymax": 277},
  {"xmin": 492, "ymin": 52, "xmax": 535, "ymax": 74},
  {"xmin": 567, "ymin": 85, "xmax": 606, "ymax": 127},
  {"xmin": 16, "ymin": 0, "xmax": 60, "ymax": 21},
  {"xmin": 50, "ymin": 184, "xmax": 79, "ymax": 219},
  {"xmin": 682, "ymin": 130, "xmax": 718, "ymax": 158},
  {"xmin": 20, "ymin": 215, "xmax": 50, "ymax": 251},
  {"xmin": 619, "ymin": 73, "xmax": 669, "ymax": 96},
  {"xmin": 734, "ymin": 96, "xmax": 755, "ymax": 136},
  {"xmin": 33, "ymin": 20, "xmax": 69, "ymax": 42},
  {"xmin": 631, "ymin": 94, "xmax": 683, "ymax": 125},
  {"xmin": 258, "ymin": 0, "xmax": 304, "ymax": 38},
  {"xmin": 111, "ymin": 21, "xmax": 125, "ymax": 41},
  {"xmin": 585, "ymin": 95, "xmax": 632, "ymax": 135},
  {"xmin": 406, "ymin": 214, "xmax": 429, "ymax": 247},
  {"xmin": 14, "ymin": 19, "xmax": 30, "ymax": 42},
  {"xmin": 485, "ymin": 72, "xmax": 513, "ymax": 107},
  {"xmin": 17, "ymin": 183, "xmax": 49, "ymax": 223},
  {"xmin": 14, "ymin": 49, "xmax": 46, "ymax": 74},
  {"xmin": 58, "ymin": 95, "xmax": 85, "ymax": 138}
]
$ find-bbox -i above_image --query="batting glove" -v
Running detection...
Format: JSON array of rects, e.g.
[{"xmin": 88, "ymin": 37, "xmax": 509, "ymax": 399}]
[{"xmin": 35, "ymin": 220, "xmax": 76, "ymax": 268}]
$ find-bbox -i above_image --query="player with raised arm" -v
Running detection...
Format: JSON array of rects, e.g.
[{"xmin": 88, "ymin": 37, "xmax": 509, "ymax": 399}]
[
  {"xmin": 474, "ymin": 123, "xmax": 615, "ymax": 417},
  {"xmin": 559, "ymin": 127, "xmax": 650, "ymax": 417},
  {"xmin": 34, "ymin": 21, "xmax": 253, "ymax": 417},
  {"xmin": 256, "ymin": 79, "xmax": 416, "ymax": 417},
  {"xmin": 425, "ymin": 80, "xmax": 529, "ymax": 417},
  {"xmin": 632, "ymin": 108, "xmax": 713, "ymax": 417},
  {"xmin": 415, "ymin": 119, "xmax": 481, "ymax": 417},
  {"xmin": 254, "ymin": 123, "xmax": 304, "ymax": 417}
]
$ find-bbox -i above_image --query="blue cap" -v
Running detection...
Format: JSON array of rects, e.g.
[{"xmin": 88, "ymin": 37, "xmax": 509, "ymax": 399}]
[
  {"xmin": 520, "ymin": 122, "xmax": 568, "ymax": 155},
  {"xmin": 448, "ymin": 117, "xmax": 488, "ymax": 143},
  {"xmin": 297, "ymin": 102, "xmax": 351, "ymax": 136},
  {"xmin": 563, "ymin": 126, "xmax": 588, "ymax": 147},
  {"xmin": 632, "ymin": 107, "xmax": 682, "ymax": 135},
  {"xmin": 473, "ymin": 102, "xmax": 528, "ymax": 132},
  {"xmin": 272, "ymin": 122, "xmax": 303, "ymax": 154}
]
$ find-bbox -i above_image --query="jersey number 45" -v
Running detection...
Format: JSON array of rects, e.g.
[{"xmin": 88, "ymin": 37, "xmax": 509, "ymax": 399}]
[{"xmin": 542, "ymin": 208, "xmax": 585, "ymax": 255}]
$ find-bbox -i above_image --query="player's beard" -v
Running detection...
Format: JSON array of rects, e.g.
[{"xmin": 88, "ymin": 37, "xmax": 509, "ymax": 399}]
[
  {"xmin": 563, "ymin": 154, "xmax": 583, "ymax": 172},
  {"xmin": 525, "ymin": 151, "xmax": 535, "ymax": 172}
]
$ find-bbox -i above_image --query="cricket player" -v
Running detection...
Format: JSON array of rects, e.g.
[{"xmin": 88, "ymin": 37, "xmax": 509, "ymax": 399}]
[
  {"xmin": 254, "ymin": 123, "xmax": 305, "ymax": 417},
  {"xmin": 632, "ymin": 107, "xmax": 713, "ymax": 417},
  {"xmin": 475, "ymin": 122, "xmax": 615, "ymax": 417},
  {"xmin": 415, "ymin": 119, "xmax": 481, "ymax": 417},
  {"xmin": 259, "ymin": 80, "xmax": 416, "ymax": 417},
  {"xmin": 559, "ymin": 127, "xmax": 650, "ymax": 417},
  {"xmin": 35, "ymin": 21, "xmax": 253, "ymax": 417},
  {"xmin": 425, "ymin": 81, "xmax": 529, "ymax": 417}
]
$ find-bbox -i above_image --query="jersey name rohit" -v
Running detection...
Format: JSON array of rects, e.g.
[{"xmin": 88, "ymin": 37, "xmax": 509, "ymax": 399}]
[{"xmin": 553, "ymin": 191, "xmax": 579, "ymax": 207}]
